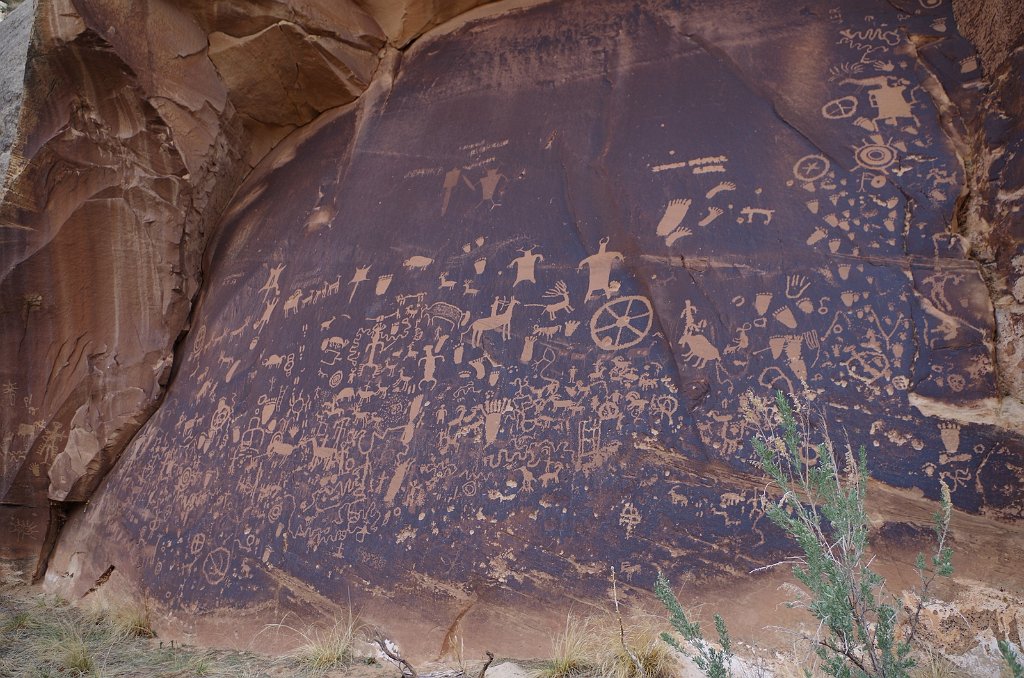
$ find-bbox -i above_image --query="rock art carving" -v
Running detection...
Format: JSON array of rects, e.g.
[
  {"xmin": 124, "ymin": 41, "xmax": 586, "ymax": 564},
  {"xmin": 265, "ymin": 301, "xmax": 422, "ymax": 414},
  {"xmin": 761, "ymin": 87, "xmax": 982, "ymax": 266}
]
[
  {"xmin": 2, "ymin": 0, "xmax": 1021, "ymax": 665},
  {"xmin": 578, "ymin": 237, "xmax": 624, "ymax": 301}
]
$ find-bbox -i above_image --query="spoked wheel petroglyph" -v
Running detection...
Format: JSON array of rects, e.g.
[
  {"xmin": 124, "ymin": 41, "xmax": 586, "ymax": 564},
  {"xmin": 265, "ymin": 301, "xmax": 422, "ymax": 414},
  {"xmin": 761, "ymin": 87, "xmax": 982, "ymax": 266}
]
[
  {"xmin": 793, "ymin": 154, "xmax": 830, "ymax": 182},
  {"xmin": 590, "ymin": 295, "xmax": 653, "ymax": 350}
]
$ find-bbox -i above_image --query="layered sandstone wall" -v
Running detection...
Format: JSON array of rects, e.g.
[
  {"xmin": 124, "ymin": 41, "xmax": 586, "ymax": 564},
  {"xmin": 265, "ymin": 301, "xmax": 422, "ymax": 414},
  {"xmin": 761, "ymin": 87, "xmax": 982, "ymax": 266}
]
[
  {"xmin": 0, "ymin": 0, "xmax": 1021, "ymax": 666},
  {"xmin": 0, "ymin": 0, "xmax": 491, "ymax": 568},
  {"xmin": 34, "ymin": 0, "xmax": 1024, "ymax": 661}
]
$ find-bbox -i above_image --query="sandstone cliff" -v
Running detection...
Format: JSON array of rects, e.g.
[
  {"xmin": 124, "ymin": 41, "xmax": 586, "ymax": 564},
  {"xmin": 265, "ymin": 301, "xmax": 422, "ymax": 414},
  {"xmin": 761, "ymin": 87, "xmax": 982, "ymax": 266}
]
[{"xmin": 1, "ymin": 0, "xmax": 1022, "ymax": 664}]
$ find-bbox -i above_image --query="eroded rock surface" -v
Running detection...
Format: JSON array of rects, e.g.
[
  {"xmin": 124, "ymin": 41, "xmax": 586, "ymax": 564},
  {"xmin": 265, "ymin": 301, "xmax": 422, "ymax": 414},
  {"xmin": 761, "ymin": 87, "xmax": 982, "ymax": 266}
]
[
  {"xmin": 0, "ymin": 0, "xmax": 32, "ymax": 188},
  {"xmin": 1, "ymin": 0, "xmax": 1021, "ymax": 663},
  {"xmin": 951, "ymin": 0, "xmax": 1024, "ymax": 405},
  {"xmin": 0, "ymin": 0, "xmax": 491, "ymax": 568},
  {"xmin": 32, "ymin": 0, "xmax": 1023, "ymax": 660}
]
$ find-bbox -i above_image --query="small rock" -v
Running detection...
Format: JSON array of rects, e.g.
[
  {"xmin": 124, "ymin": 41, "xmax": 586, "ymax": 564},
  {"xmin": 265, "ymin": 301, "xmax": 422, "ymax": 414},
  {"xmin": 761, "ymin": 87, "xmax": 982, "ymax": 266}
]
[{"xmin": 484, "ymin": 662, "xmax": 530, "ymax": 678}]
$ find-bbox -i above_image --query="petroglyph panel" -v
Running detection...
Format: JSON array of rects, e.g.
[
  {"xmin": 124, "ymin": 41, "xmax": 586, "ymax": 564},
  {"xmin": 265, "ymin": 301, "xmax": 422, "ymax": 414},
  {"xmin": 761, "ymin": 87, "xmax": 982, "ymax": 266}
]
[{"xmin": 44, "ymin": 0, "xmax": 1024, "ymax": 657}]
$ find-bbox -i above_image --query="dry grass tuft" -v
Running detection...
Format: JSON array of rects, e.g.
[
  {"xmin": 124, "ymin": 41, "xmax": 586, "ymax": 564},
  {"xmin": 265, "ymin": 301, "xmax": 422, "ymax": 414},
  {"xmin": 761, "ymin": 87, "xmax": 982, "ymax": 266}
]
[
  {"xmin": 599, "ymin": 622, "xmax": 675, "ymax": 678},
  {"xmin": 534, "ymin": 613, "xmax": 682, "ymax": 678},
  {"xmin": 111, "ymin": 601, "xmax": 156, "ymax": 639},
  {"xmin": 0, "ymin": 574, "xmax": 315, "ymax": 676},
  {"xmin": 0, "ymin": 562, "xmax": 24, "ymax": 590},
  {"xmin": 289, "ymin": 612, "xmax": 363, "ymax": 674},
  {"xmin": 911, "ymin": 650, "xmax": 971, "ymax": 678},
  {"xmin": 537, "ymin": 613, "xmax": 600, "ymax": 678},
  {"xmin": 61, "ymin": 632, "xmax": 96, "ymax": 674}
]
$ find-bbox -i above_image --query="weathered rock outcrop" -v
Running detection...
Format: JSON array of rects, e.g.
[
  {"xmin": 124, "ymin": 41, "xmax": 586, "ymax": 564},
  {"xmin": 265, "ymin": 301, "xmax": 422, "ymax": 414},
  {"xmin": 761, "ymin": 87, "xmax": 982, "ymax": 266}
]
[
  {"xmin": 0, "ymin": 0, "xmax": 32, "ymax": 188},
  {"xmin": 2, "ymin": 0, "xmax": 1022, "ymax": 664},
  {"xmin": 0, "ymin": 0, "xmax": 490, "ymax": 568},
  {"xmin": 951, "ymin": 0, "xmax": 1024, "ymax": 405}
]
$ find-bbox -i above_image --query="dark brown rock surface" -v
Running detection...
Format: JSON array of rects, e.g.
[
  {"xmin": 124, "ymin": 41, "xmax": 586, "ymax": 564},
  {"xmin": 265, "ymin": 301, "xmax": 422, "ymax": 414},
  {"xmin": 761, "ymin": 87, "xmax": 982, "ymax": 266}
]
[
  {"xmin": 0, "ymin": 0, "xmax": 490, "ymax": 567},
  {"xmin": 2, "ymin": 0, "xmax": 1023, "ymax": 663}
]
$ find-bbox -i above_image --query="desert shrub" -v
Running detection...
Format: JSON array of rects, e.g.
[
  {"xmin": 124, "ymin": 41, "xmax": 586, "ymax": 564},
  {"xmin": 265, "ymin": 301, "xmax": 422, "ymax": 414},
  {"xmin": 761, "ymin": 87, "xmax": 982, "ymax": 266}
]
[
  {"xmin": 653, "ymin": 574, "xmax": 732, "ymax": 678},
  {"xmin": 657, "ymin": 391, "xmax": 955, "ymax": 678},
  {"xmin": 1000, "ymin": 640, "xmax": 1024, "ymax": 678}
]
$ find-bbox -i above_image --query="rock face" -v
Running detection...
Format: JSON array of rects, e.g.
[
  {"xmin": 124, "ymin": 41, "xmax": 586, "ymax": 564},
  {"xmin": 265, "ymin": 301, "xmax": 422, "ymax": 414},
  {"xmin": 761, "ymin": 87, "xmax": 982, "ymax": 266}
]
[
  {"xmin": 3, "ymin": 0, "xmax": 1023, "ymax": 663},
  {"xmin": 0, "ymin": 0, "xmax": 488, "ymax": 568},
  {"xmin": 951, "ymin": 0, "xmax": 1024, "ymax": 407},
  {"xmin": 0, "ymin": 0, "xmax": 33, "ymax": 187}
]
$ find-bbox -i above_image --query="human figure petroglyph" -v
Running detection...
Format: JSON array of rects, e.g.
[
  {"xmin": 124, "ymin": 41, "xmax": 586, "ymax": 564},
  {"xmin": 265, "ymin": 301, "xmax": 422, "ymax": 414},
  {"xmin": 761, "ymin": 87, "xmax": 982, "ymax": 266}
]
[
  {"xmin": 418, "ymin": 346, "xmax": 444, "ymax": 388},
  {"xmin": 364, "ymin": 323, "xmax": 386, "ymax": 368},
  {"xmin": 259, "ymin": 263, "xmax": 286, "ymax": 302},
  {"xmin": 253, "ymin": 298, "xmax": 279, "ymax": 333},
  {"xmin": 467, "ymin": 167, "xmax": 507, "ymax": 208},
  {"xmin": 677, "ymin": 301, "xmax": 721, "ymax": 369},
  {"xmin": 619, "ymin": 502, "xmax": 641, "ymax": 537},
  {"xmin": 509, "ymin": 247, "xmax": 544, "ymax": 286},
  {"xmin": 841, "ymin": 76, "xmax": 918, "ymax": 128},
  {"xmin": 578, "ymin": 237, "xmax": 624, "ymax": 301},
  {"xmin": 724, "ymin": 323, "xmax": 751, "ymax": 356},
  {"xmin": 440, "ymin": 168, "xmax": 464, "ymax": 215}
]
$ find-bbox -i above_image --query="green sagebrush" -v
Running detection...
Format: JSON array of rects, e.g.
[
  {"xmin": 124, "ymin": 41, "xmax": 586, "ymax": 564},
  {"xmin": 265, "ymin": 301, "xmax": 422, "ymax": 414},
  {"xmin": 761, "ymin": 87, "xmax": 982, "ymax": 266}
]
[
  {"xmin": 657, "ymin": 391, "xmax": 954, "ymax": 678},
  {"xmin": 1001, "ymin": 640, "xmax": 1024, "ymax": 678},
  {"xmin": 653, "ymin": 572, "xmax": 733, "ymax": 678}
]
